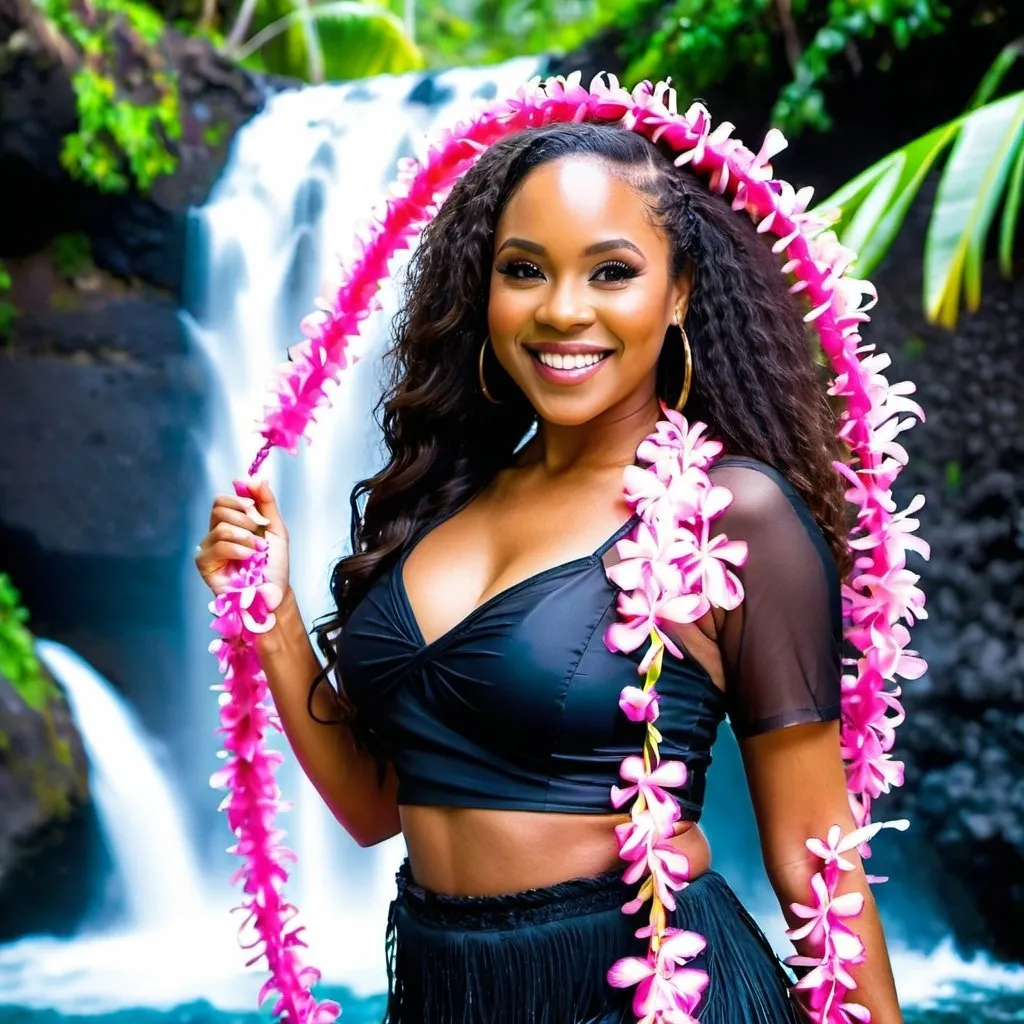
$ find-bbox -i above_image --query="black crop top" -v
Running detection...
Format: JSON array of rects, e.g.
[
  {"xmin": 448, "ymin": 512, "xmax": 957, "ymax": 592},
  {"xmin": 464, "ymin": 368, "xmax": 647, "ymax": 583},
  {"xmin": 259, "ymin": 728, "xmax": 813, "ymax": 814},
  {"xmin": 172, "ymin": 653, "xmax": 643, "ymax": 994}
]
[{"xmin": 337, "ymin": 457, "xmax": 843, "ymax": 820}]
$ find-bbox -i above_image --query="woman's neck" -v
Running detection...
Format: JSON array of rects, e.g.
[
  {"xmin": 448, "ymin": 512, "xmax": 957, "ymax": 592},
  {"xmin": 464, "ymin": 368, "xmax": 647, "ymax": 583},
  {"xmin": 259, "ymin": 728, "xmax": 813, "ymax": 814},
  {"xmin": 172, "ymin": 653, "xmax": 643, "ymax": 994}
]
[{"xmin": 527, "ymin": 394, "xmax": 662, "ymax": 477}]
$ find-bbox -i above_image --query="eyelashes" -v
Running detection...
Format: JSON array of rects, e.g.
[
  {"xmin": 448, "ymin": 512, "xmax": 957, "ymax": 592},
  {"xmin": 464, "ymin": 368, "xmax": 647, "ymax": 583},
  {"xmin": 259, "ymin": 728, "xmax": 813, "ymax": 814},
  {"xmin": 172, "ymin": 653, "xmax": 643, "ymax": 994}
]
[{"xmin": 495, "ymin": 259, "xmax": 641, "ymax": 283}]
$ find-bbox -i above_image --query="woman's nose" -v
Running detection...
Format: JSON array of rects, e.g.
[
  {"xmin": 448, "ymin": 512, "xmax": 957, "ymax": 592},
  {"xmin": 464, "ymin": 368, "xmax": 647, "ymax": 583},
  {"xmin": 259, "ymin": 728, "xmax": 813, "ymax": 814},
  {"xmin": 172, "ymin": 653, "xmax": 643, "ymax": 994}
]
[{"xmin": 533, "ymin": 280, "xmax": 596, "ymax": 333}]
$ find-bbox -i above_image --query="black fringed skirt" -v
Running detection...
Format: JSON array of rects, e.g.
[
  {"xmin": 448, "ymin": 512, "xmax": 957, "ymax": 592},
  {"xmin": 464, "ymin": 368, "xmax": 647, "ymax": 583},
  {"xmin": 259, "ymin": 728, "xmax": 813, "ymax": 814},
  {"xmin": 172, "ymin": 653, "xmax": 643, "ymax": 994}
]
[{"xmin": 384, "ymin": 861, "xmax": 801, "ymax": 1024}]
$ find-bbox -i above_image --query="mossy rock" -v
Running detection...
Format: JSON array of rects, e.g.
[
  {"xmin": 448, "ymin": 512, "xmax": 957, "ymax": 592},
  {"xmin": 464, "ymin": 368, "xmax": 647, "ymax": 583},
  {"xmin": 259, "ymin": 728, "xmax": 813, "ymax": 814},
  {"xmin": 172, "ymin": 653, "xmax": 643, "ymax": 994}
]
[{"xmin": 0, "ymin": 655, "xmax": 89, "ymax": 890}]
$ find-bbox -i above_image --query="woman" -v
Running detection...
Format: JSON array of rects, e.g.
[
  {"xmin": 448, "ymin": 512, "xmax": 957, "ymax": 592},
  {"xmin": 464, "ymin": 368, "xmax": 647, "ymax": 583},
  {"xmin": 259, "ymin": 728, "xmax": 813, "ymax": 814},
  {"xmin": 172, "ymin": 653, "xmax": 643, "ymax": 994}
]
[{"xmin": 195, "ymin": 121, "xmax": 903, "ymax": 1022}]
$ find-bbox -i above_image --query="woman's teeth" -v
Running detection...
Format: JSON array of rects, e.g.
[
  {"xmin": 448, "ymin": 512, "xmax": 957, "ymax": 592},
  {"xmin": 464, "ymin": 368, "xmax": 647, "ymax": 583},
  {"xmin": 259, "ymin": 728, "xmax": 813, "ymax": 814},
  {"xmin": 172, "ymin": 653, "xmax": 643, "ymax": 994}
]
[{"xmin": 535, "ymin": 351, "xmax": 607, "ymax": 369}]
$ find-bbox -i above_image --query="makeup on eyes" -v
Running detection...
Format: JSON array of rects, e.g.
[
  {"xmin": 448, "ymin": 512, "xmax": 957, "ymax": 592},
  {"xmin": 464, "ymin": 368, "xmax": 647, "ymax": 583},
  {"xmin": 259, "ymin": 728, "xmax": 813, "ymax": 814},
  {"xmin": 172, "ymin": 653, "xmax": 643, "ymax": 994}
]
[{"xmin": 495, "ymin": 258, "xmax": 640, "ymax": 282}]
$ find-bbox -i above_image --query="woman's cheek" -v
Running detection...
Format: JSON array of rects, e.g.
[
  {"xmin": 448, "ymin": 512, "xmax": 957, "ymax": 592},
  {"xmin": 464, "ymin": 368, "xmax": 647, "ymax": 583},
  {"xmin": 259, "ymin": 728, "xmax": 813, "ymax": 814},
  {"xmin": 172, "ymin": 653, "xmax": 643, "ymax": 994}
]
[{"xmin": 487, "ymin": 289, "xmax": 531, "ymax": 342}]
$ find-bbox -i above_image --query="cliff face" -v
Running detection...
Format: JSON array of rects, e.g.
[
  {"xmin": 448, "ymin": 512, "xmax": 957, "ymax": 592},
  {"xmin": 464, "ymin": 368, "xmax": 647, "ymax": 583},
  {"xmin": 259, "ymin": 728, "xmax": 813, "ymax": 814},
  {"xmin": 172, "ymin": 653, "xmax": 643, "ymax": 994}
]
[
  {"xmin": 0, "ymin": 1, "xmax": 278, "ymax": 906},
  {"xmin": 0, "ymin": 657, "xmax": 90, "ymax": 937}
]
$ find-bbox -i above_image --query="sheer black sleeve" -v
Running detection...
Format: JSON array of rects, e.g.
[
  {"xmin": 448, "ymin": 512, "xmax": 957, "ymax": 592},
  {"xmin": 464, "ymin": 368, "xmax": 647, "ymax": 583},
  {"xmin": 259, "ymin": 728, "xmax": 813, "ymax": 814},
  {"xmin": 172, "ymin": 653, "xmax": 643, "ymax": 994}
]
[{"xmin": 708, "ymin": 457, "xmax": 843, "ymax": 739}]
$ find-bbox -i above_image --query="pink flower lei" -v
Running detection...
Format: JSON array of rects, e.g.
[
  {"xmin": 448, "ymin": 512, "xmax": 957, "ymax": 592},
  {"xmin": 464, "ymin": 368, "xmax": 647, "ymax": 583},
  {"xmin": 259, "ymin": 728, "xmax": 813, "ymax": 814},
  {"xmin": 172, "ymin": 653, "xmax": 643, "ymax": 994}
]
[{"xmin": 207, "ymin": 71, "xmax": 927, "ymax": 1023}]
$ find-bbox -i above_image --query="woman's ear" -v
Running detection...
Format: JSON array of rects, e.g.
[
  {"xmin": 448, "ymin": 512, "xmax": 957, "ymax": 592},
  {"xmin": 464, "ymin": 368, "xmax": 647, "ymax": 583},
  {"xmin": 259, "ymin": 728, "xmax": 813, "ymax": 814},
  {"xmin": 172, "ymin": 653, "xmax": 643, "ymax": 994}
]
[{"xmin": 672, "ymin": 259, "xmax": 695, "ymax": 324}]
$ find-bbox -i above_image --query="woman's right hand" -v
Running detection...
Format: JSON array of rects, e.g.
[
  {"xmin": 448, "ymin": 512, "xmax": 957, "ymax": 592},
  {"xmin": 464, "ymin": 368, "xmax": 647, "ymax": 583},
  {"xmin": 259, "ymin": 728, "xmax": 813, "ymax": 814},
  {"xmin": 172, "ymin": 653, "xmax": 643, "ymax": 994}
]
[{"xmin": 194, "ymin": 479, "xmax": 291, "ymax": 601}]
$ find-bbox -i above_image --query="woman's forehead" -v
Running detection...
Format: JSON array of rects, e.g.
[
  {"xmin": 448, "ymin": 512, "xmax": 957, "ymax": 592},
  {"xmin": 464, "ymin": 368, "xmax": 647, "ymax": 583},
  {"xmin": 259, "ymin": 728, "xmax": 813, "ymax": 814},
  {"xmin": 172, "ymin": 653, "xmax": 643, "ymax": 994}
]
[{"xmin": 497, "ymin": 158, "xmax": 660, "ymax": 247}]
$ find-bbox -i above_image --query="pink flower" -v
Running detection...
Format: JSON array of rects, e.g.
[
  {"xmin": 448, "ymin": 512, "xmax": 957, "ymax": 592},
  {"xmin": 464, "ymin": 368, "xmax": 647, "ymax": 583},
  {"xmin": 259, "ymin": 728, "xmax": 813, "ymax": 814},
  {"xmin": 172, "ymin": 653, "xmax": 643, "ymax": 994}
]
[
  {"xmin": 622, "ymin": 463, "xmax": 705, "ymax": 528},
  {"xmin": 619, "ymin": 686, "xmax": 659, "ymax": 724},
  {"xmin": 606, "ymin": 521, "xmax": 684, "ymax": 593},
  {"xmin": 787, "ymin": 872, "xmax": 865, "ymax": 959},
  {"xmin": 638, "ymin": 410, "xmax": 723, "ymax": 474},
  {"xmin": 605, "ymin": 573, "xmax": 709, "ymax": 666},
  {"xmin": 611, "ymin": 756, "xmax": 688, "ymax": 836},
  {"xmin": 607, "ymin": 928, "xmax": 709, "ymax": 1019},
  {"xmin": 805, "ymin": 820, "xmax": 908, "ymax": 873},
  {"xmin": 848, "ymin": 565, "xmax": 927, "ymax": 628},
  {"xmin": 843, "ymin": 730, "xmax": 906, "ymax": 800},
  {"xmin": 675, "ymin": 487, "xmax": 748, "ymax": 610},
  {"xmin": 616, "ymin": 814, "xmax": 692, "ymax": 910},
  {"xmin": 867, "ymin": 621, "xmax": 927, "ymax": 682}
]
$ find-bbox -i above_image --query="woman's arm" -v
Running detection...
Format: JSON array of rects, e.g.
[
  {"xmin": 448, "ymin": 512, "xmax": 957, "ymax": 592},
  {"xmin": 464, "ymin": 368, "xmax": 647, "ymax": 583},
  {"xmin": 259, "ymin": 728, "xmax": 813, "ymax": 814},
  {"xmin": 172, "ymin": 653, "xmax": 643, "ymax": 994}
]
[
  {"xmin": 740, "ymin": 721, "xmax": 903, "ymax": 1022},
  {"xmin": 706, "ymin": 461, "xmax": 903, "ymax": 1019},
  {"xmin": 256, "ymin": 588, "xmax": 401, "ymax": 847}
]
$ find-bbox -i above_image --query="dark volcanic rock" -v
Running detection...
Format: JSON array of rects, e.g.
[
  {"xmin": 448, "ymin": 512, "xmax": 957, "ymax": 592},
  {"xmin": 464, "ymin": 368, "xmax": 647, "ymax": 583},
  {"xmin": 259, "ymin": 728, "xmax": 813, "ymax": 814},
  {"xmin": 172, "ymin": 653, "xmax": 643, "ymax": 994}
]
[
  {"xmin": 0, "ymin": 3, "xmax": 278, "ymax": 785},
  {"xmin": 0, "ymin": 0, "xmax": 278, "ymax": 291},
  {"xmin": 860, "ymin": 198, "xmax": 1024, "ymax": 963},
  {"xmin": 0, "ymin": 659, "xmax": 90, "ymax": 936}
]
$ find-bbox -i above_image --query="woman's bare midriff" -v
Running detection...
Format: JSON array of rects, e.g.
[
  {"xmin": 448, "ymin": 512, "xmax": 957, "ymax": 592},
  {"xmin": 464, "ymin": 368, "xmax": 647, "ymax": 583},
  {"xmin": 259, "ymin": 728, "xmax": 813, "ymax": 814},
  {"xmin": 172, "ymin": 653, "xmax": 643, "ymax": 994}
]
[{"xmin": 400, "ymin": 805, "xmax": 712, "ymax": 897}]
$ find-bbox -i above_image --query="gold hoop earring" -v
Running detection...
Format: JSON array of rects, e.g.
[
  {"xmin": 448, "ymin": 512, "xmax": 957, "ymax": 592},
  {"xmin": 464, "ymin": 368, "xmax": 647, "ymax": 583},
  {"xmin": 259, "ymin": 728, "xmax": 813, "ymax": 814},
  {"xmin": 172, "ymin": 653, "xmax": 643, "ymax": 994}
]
[
  {"xmin": 675, "ymin": 326, "xmax": 693, "ymax": 413},
  {"xmin": 478, "ymin": 337, "xmax": 502, "ymax": 405},
  {"xmin": 671, "ymin": 300, "xmax": 693, "ymax": 413}
]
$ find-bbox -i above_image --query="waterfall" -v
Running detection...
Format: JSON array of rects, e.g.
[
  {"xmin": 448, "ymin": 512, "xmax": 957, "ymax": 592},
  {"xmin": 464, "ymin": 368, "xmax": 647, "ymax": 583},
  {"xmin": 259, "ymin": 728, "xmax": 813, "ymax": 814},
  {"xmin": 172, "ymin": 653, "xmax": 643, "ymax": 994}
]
[
  {"xmin": 180, "ymin": 57, "xmax": 547, "ymax": 984},
  {"xmin": 0, "ymin": 641, "xmax": 260, "ymax": 1012},
  {"xmin": 34, "ymin": 640, "xmax": 205, "ymax": 928}
]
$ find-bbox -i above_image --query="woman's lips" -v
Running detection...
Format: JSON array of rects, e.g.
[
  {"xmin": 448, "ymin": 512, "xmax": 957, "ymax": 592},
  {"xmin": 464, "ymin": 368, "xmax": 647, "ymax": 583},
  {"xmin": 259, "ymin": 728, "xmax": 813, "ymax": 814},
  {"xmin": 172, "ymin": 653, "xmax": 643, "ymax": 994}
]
[{"xmin": 526, "ymin": 348, "xmax": 612, "ymax": 386}]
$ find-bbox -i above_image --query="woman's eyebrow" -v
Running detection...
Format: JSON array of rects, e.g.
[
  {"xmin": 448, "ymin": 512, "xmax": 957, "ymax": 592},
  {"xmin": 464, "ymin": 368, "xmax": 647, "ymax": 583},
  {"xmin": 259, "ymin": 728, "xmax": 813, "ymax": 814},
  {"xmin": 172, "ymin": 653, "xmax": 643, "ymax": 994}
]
[{"xmin": 495, "ymin": 237, "xmax": 645, "ymax": 258}]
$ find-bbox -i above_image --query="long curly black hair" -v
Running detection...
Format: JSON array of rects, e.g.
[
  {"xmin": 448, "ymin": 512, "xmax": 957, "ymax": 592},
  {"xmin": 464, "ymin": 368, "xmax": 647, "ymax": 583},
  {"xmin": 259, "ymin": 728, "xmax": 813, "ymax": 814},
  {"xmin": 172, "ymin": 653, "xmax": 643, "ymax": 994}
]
[{"xmin": 310, "ymin": 120, "xmax": 851, "ymax": 714}]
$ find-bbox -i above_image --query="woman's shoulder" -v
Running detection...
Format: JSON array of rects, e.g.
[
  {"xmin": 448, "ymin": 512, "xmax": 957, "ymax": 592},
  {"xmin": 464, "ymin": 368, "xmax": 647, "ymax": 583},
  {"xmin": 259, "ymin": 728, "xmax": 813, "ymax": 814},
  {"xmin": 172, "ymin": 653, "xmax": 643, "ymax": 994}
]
[
  {"xmin": 707, "ymin": 455, "xmax": 805, "ymax": 521},
  {"xmin": 707, "ymin": 456, "xmax": 835, "ymax": 573}
]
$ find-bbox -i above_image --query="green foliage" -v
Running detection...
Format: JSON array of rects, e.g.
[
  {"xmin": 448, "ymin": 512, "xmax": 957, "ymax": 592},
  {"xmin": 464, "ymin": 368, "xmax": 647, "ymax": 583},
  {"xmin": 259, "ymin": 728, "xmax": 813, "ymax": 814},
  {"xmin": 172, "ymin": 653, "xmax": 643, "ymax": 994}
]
[
  {"xmin": 0, "ymin": 575, "xmax": 60, "ymax": 714},
  {"xmin": 411, "ymin": 0, "xmax": 611, "ymax": 68},
  {"xmin": 411, "ymin": 0, "xmax": 950, "ymax": 135},
  {"xmin": 35, "ymin": 0, "xmax": 182, "ymax": 193},
  {"xmin": 235, "ymin": 0, "xmax": 423, "ymax": 82},
  {"xmin": 52, "ymin": 233, "xmax": 93, "ymax": 279},
  {"xmin": 619, "ymin": 0, "xmax": 950, "ymax": 135},
  {"xmin": 818, "ymin": 43, "xmax": 1024, "ymax": 326},
  {"xmin": 202, "ymin": 120, "xmax": 231, "ymax": 148},
  {"xmin": 0, "ymin": 263, "xmax": 16, "ymax": 344}
]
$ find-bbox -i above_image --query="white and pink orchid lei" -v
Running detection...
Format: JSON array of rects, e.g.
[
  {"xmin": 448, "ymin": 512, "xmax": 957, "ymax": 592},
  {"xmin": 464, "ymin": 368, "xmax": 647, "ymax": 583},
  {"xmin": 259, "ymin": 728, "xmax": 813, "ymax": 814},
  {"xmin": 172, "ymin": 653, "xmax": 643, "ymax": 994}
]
[
  {"xmin": 206, "ymin": 72, "xmax": 927, "ymax": 1023},
  {"xmin": 602, "ymin": 412, "xmax": 739, "ymax": 1024}
]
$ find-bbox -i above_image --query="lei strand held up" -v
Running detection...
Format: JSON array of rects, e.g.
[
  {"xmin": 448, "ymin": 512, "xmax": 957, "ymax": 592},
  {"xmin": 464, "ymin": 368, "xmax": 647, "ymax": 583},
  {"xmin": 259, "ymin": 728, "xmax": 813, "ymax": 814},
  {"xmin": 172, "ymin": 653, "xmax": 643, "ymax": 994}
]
[{"xmin": 206, "ymin": 71, "xmax": 928, "ymax": 1024}]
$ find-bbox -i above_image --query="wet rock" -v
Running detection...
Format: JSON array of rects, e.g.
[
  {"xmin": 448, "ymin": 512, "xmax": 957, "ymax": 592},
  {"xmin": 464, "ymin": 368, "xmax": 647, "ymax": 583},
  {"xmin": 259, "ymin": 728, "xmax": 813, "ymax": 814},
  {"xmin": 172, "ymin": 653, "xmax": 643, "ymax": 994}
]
[{"xmin": 0, "ymin": 659, "xmax": 90, "ymax": 932}]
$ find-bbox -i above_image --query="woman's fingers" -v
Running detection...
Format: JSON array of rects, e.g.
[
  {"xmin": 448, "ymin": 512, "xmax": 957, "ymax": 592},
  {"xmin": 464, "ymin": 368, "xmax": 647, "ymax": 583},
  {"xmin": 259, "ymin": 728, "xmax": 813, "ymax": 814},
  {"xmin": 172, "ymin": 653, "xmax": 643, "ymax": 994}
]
[
  {"xmin": 209, "ymin": 494, "xmax": 257, "ymax": 531},
  {"xmin": 201, "ymin": 540, "xmax": 261, "ymax": 565},
  {"xmin": 209, "ymin": 521, "xmax": 266, "ymax": 550},
  {"xmin": 210, "ymin": 506, "xmax": 265, "ymax": 534},
  {"xmin": 233, "ymin": 479, "xmax": 285, "ymax": 538}
]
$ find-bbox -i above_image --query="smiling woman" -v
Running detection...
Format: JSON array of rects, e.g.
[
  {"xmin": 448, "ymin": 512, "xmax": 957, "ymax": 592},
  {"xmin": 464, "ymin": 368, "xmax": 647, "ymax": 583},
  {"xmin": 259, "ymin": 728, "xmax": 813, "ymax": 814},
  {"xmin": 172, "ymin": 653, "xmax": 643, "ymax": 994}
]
[
  {"xmin": 488, "ymin": 161, "xmax": 681, "ymax": 417},
  {"xmin": 196, "ymin": 108, "xmax": 912, "ymax": 1024}
]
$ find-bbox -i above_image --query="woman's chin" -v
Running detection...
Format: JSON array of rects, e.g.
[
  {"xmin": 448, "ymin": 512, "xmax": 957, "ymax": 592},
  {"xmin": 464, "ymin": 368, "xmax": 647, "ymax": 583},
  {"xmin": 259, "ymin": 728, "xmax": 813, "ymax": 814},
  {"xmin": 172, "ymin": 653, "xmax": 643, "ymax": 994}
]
[{"xmin": 526, "ymin": 391, "xmax": 617, "ymax": 428}]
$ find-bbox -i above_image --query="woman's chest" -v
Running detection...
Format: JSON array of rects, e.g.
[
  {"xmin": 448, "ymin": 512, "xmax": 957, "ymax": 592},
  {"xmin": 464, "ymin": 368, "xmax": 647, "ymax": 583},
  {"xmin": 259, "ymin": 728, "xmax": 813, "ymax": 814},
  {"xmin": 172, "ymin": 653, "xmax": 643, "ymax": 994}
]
[
  {"xmin": 401, "ymin": 483, "xmax": 633, "ymax": 649},
  {"xmin": 339, "ymin": 556, "xmax": 632, "ymax": 745}
]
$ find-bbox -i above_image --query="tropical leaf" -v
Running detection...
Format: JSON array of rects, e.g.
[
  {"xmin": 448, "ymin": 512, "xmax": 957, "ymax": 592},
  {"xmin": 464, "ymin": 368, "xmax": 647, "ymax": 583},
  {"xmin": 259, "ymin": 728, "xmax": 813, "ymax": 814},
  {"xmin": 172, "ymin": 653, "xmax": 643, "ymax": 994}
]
[
  {"xmin": 999, "ymin": 137, "xmax": 1024, "ymax": 276},
  {"xmin": 816, "ymin": 92, "xmax": 1024, "ymax": 326},
  {"xmin": 316, "ymin": 1, "xmax": 422, "ymax": 79},
  {"xmin": 819, "ymin": 117, "xmax": 964, "ymax": 278},
  {"xmin": 816, "ymin": 42, "xmax": 1024, "ymax": 328},
  {"xmin": 967, "ymin": 38, "xmax": 1024, "ymax": 111},
  {"xmin": 236, "ymin": 0, "xmax": 422, "ymax": 82},
  {"xmin": 924, "ymin": 91, "xmax": 1024, "ymax": 326}
]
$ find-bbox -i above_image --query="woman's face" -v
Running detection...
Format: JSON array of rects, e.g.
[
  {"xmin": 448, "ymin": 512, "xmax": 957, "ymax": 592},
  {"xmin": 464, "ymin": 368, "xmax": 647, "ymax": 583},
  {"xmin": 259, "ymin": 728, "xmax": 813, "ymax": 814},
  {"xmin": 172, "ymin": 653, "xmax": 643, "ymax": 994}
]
[{"xmin": 488, "ymin": 157, "xmax": 687, "ymax": 427}]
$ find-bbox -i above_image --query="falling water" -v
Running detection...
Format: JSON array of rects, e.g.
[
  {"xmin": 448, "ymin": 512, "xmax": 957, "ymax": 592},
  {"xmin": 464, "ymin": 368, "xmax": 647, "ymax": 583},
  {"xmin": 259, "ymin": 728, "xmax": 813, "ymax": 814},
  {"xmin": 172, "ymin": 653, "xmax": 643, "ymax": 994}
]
[
  {"xmin": 35, "ymin": 639, "xmax": 205, "ymax": 928},
  {"xmin": 180, "ymin": 58, "xmax": 547, "ymax": 985}
]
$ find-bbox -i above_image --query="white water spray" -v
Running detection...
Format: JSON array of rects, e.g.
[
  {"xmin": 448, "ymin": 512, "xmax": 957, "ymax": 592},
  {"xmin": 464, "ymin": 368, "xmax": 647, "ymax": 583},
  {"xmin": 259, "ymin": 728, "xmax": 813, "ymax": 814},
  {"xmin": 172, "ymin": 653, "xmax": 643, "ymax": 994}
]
[{"xmin": 36, "ymin": 639, "xmax": 205, "ymax": 928}]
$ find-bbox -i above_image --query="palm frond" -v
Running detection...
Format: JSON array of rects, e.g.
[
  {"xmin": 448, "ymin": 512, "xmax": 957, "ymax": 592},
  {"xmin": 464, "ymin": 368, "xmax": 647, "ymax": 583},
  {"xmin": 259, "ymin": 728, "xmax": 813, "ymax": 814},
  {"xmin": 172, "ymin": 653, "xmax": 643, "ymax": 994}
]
[
  {"xmin": 815, "ymin": 43, "xmax": 1024, "ymax": 327},
  {"xmin": 236, "ymin": 0, "xmax": 422, "ymax": 81}
]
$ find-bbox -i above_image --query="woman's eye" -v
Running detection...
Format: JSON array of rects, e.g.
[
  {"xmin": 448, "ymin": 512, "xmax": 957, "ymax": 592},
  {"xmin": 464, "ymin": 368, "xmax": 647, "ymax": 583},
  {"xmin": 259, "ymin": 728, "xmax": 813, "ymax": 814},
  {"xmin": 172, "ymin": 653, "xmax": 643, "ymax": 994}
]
[
  {"xmin": 592, "ymin": 261, "xmax": 639, "ymax": 283},
  {"xmin": 497, "ymin": 261, "xmax": 544, "ymax": 280}
]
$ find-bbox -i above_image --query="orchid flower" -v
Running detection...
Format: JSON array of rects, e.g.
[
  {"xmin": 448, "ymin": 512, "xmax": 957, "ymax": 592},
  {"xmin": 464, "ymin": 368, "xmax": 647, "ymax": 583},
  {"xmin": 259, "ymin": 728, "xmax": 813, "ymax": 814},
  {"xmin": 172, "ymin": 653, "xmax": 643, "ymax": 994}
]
[
  {"xmin": 611, "ymin": 756, "xmax": 688, "ymax": 836},
  {"xmin": 607, "ymin": 928, "xmax": 709, "ymax": 1019}
]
